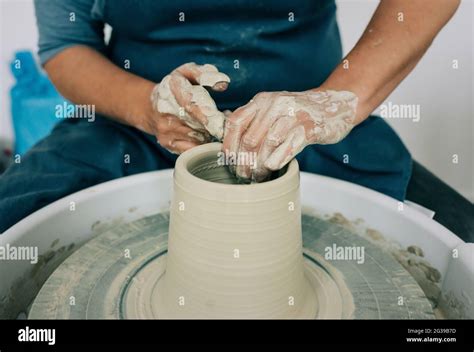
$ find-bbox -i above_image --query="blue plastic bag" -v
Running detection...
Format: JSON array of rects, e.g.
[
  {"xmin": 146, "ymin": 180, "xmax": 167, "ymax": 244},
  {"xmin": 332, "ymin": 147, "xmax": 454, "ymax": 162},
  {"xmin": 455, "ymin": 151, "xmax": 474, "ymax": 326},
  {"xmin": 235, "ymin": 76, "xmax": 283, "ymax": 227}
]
[{"xmin": 10, "ymin": 50, "xmax": 65, "ymax": 155}]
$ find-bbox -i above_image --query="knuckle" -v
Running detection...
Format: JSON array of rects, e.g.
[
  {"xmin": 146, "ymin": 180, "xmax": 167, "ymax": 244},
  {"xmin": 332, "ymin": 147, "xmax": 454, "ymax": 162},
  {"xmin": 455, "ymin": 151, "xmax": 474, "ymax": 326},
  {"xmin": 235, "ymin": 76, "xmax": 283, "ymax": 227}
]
[
  {"xmin": 242, "ymin": 134, "xmax": 259, "ymax": 148},
  {"xmin": 226, "ymin": 110, "xmax": 248, "ymax": 127},
  {"xmin": 266, "ymin": 133, "xmax": 283, "ymax": 146},
  {"xmin": 255, "ymin": 92, "xmax": 271, "ymax": 100}
]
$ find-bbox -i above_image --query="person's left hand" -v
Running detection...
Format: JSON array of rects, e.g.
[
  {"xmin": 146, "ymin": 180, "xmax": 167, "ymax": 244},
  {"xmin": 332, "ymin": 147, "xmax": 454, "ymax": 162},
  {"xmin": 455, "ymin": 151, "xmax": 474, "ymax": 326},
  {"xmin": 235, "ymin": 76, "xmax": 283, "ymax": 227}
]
[
  {"xmin": 151, "ymin": 62, "xmax": 230, "ymax": 142},
  {"xmin": 222, "ymin": 90, "xmax": 358, "ymax": 182}
]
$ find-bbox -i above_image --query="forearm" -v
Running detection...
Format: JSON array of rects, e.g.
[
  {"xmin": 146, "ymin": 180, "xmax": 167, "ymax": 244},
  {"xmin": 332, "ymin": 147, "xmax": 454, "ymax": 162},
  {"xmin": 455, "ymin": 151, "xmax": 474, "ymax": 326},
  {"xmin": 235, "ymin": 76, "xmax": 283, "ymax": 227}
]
[
  {"xmin": 319, "ymin": 0, "xmax": 460, "ymax": 124},
  {"xmin": 44, "ymin": 45, "xmax": 156, "ymax": 133}
]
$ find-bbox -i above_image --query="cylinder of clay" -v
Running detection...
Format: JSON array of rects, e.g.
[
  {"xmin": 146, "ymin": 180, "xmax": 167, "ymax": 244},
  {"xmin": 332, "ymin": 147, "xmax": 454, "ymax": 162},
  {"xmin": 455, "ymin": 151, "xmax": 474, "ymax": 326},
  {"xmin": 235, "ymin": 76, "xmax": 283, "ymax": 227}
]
[{"xmin": 155, "ymin": 142, "xmax": 316, "ymax": 318}]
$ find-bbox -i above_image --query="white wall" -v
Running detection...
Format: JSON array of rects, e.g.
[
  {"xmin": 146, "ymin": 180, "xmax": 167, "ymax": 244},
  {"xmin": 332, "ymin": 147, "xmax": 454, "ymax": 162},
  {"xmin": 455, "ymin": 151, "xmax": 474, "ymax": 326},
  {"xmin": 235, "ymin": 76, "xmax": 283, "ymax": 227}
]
[
  {"xmin": 335, "ymin": 0, "xmax": 473, "ymax": 200},
  {"xmin": 0, "ymin": 0, "xmax": 37, "ymax": 144},
  {"xmin": 0, "ymin": 0, "xmax": 472, "ymax": 200}
]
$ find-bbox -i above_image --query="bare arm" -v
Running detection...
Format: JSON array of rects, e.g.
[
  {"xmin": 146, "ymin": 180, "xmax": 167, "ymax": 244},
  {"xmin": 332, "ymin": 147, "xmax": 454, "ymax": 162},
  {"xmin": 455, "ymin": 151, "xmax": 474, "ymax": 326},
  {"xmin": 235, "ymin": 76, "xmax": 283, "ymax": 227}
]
[
  {"xmin": 223, "ymin": 0, "xmax": 461, "ymax": 181},
  {"xmin": 44, "ymin": 46, "xmax": 229, "ymax": 153},
  {"xmin": 319, "ymin": 0, "xmax": 461, "ymax": 124},
  {"xmin": 44, "ymin": 46, "xmax": 156, "ymax": 134}
]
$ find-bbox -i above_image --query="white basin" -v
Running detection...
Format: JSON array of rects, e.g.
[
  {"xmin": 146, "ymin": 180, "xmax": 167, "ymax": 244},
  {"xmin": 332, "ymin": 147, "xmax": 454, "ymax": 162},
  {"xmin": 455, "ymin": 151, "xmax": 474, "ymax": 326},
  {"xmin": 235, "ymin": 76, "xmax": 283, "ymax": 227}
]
[{"xmin": 0, "ymin": 169, "xmax": 472, "ymax": 319}]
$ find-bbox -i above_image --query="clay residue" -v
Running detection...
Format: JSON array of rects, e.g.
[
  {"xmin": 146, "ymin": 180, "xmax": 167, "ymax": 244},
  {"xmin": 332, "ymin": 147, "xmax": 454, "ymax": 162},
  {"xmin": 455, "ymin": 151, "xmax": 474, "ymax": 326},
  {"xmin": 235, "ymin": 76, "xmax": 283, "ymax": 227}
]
[
  {"xmin": 91, "ymin": 216, "xmax": 124, "ymax": 235},
  {"xmin": 324, "ymin": 212, "xmax": 450, "ymax": 316},
  {"xmin": 437, "ymin": 291, "xmax": 468, "ymax": 319},
  {"xmin": 30, "ymin": 244, "xmax": 75, "ymax": 278},
  {"xmin": 0, "ymin": 243, "xmax": 76, "ymax": 319},
  {"xmin": 50, "ymin": 239, "xmax": 60, "ymax": 248},
  {"xmin": 2, "ymin": 216, "xmax": 128, "ymax": 319}
]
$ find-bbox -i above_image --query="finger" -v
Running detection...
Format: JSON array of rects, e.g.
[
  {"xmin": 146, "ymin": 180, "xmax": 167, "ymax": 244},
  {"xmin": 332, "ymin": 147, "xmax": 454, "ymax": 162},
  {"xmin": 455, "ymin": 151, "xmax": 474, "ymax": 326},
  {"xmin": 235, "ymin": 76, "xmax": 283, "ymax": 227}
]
[
  {"xmin": 211, "ymin": 81, "xmax": 229, "ymax": 92},
  {"xmin": 264, "ymin": 126, "xmax": 307, "ymax": 171},
  {"xmin": 266, "ymin": 114, "xmax": 299, "ymax": 146},
  {"xmin": 156, "ymin": 75, "xmax": 206, "ymax": 134},
  {"xmin": 174, "ymin": 62, "xmax": 230, "ymax": 91},
  {"xmin": 222, "ymin": 101, "xmax": 258, "ymax": 174},
  {"xmin": 158, "ymin": 132, "xmax": 202, "ymax": 154},
  {"xmin": 239, "ymin": 93, "xmax": 294, "ymax": 150},
  {"xmin": 169, "ymin": 73, "xmax": 225, "ymax": 139},
  {"xmin": 187, "ymin": 130, "xmax": 212, "ymax": 143},
  {"xmin": 169, "ymin": 125, "xmax": 210, "ymax": 144},
  {"xmin": 168, "ymin": 73, "xmax": 208, "ymax": 126},
  {"xmin": 235, "ymin": 97, "xmax": 277, "ymax": 180},
  {"xmin": 173, "ymin": 62, "xmax": 200, "ymax": 84},
  {"xmin": 251, "ymin": 140, "xmax": 274, "ymax": 182},
  {"xmin": 157, "ymin": 113, "xmax": 203, "ymax": 133},
  {"xmin": 156, "ymin": 114, "xmax": 210, "ymax": 145},
  {"xmin": 223, "ymin": 102, "xmax": 257, "ymax": 149},
  {"xmin": 168, "ymin": 140, "xmax": 201, "ymax": 154},
  {"xmin": 253, "ymin": 109, "xmax": 311, "ymax": 181},
  {"xmin": 251, "ymin": 116, "xmax": 295, "ymax": 182}
]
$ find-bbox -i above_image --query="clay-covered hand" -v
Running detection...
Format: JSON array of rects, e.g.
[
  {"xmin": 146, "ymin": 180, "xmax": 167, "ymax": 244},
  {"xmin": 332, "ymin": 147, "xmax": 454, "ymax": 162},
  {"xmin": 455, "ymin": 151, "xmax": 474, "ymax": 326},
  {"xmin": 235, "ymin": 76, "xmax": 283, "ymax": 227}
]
[
  {"xmin": 223, "ymin": 90, "xmax": 358, "ymax": 181},
  {"xmin": 150, "ymin": 62, "xmax": 230, "ymax": 151}
]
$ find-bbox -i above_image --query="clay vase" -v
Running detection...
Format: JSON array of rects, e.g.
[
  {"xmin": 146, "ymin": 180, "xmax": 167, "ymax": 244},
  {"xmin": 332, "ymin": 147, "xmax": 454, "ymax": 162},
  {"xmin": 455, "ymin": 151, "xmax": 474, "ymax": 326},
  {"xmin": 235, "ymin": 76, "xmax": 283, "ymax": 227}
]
[{"xmin": 155, "ymin": 142, "xmax": 316, "ymax": 318}]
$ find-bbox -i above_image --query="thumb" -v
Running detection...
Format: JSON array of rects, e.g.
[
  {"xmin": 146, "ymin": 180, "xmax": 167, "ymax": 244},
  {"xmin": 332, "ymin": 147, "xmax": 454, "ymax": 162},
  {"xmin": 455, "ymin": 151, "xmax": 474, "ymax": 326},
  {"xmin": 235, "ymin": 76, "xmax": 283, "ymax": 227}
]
[{"xmin": 174, "ymin": 62, "xmax": 230, "ymax": 92}]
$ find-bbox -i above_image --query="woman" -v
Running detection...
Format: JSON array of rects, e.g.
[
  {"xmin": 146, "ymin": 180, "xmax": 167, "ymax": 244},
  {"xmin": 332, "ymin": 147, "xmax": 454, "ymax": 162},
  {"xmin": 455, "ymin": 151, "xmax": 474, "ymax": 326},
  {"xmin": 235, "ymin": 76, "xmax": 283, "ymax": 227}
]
[{"xmin": 0, "ymin": 0, "xmax": 471, "ymax": 241}]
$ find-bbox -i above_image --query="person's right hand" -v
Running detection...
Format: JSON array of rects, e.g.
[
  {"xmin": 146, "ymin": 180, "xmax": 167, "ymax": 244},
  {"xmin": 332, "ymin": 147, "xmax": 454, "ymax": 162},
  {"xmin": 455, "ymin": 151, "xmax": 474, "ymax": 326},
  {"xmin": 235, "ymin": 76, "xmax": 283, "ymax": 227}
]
[
  {"xmin": 148, "ymin": 63, "xmax": 230, "ymax": 154},
  {"xmin": 222, "ymin": 90, "xmax": 358, "ymax": 181}
]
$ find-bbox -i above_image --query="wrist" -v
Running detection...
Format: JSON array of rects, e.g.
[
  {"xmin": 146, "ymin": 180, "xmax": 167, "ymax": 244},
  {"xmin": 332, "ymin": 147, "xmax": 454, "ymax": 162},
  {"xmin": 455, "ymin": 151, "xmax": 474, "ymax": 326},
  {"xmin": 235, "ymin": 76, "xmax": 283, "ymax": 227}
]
[
  {"xmin": 129, "ymin": 80, "xmax": 158, "ymax": 135},
  {"xmin": 316, "ymin": 72, "xmax": 372, "ymax": 125}
]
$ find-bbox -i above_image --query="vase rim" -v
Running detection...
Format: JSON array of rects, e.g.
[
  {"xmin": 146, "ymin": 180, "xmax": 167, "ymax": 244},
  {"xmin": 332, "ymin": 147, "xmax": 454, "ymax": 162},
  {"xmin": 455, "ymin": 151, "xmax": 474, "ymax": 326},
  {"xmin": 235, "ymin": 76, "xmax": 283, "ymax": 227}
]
[{"xmin": 174, "ymin": 143, "xmax": 300, "ymax": 195}]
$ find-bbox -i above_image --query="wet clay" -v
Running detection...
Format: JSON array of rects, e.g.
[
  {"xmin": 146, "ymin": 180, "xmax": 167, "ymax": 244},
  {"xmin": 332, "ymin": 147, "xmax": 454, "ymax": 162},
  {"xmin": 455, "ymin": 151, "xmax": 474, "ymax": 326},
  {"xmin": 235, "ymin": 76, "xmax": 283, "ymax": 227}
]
[
  {"xmin": 156, "ymin": 143, "xmax": 319, "ymax": 318},
  {"xmin": 152, "ymin": 65, "xmax": 230, "ymax": 140},
  {"xmin": 28, "ymin": 210, "xmax": 436, "ymax": 319},
  {"xmin": 27, "ymin": 144, "xmax": 435, "ymax": 320},
  {"xmin": 325, "ymin": 211, "xmax": 453, "ymax": 317}
]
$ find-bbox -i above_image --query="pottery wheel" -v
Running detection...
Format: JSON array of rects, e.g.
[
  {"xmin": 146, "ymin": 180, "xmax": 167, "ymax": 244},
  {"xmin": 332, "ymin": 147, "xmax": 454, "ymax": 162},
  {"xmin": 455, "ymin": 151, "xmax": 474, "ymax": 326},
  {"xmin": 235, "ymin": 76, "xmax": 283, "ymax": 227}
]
[{"xmin": 28, "ymin": 212, "xmax": 435, "ymax": 319}]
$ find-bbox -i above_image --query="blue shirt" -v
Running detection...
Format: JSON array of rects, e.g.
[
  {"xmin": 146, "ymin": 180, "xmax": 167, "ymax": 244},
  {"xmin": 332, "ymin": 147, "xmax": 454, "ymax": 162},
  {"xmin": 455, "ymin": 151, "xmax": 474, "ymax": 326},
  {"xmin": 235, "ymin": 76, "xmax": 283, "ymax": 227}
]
[
  {"xmin": 35, "ymin": 0, "xmax": 341, "ymax": 110},
  {"xmin": 33, "ymin": 0, "xmax": 412, "ymax": 200}
]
